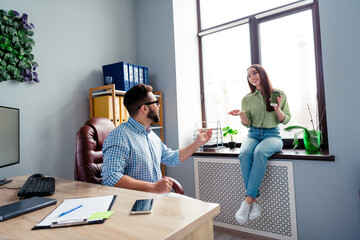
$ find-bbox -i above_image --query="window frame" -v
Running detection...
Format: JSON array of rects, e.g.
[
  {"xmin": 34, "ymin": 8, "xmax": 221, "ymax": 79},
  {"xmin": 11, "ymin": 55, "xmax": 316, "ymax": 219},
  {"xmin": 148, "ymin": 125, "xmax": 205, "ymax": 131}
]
[{"xmin": 196, "ymin": 0, "xmax": 328, "ymax": 150}]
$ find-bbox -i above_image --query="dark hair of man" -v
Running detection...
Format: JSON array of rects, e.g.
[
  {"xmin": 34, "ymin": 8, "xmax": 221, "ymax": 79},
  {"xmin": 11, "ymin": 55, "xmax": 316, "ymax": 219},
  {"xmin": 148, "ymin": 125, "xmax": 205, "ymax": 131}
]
[
  {"xmin": 124, "ymin": 84, "xmax": 153, "ymax": 117},
  {"xmin": 247, "ymin": 64, "xmax": 274, "ymax": 112}
]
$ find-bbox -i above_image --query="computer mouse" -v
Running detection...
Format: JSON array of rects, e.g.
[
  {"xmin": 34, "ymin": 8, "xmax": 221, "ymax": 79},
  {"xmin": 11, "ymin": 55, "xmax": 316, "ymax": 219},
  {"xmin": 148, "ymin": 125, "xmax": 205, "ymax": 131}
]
[{"xmin": 30, "ymin": 173, "xmax": 45, "ymax": 178}]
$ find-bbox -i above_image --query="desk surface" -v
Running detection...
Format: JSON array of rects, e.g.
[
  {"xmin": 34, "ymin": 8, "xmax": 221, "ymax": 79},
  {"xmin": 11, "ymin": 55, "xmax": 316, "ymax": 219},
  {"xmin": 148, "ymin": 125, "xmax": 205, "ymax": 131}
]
[{"xmin": 0, "ymin": 176, "xmax": 220, "ymax": 240}]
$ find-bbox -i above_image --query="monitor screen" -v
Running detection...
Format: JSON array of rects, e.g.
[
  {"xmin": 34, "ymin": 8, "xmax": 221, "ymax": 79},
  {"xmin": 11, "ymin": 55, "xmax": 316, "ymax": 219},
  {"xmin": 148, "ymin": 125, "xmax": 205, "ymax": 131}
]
[{"xmin": 0, "ymin": 106, "xmax": 20, "ymax": 168}]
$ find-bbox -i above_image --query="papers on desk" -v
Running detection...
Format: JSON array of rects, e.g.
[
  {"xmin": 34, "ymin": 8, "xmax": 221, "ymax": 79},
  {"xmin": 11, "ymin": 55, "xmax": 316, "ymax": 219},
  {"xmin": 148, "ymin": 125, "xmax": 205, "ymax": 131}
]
[{"xmin": 33, "ymin": 195, "xmax": 116, "ymax": 230}]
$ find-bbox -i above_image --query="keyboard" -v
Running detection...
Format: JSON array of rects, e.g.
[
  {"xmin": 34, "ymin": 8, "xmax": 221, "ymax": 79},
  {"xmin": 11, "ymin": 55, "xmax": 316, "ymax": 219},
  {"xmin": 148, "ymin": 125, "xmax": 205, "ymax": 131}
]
[{"xmin": 18, "ymin": 174, "xmax": 55, "ymax": 198}]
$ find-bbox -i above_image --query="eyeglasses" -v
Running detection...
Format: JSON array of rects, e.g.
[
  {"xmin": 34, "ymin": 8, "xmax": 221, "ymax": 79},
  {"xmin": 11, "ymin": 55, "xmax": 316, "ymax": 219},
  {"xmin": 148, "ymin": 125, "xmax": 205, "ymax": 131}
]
[{"xmin": 137, "ymin": 100, "xmax": 160, "ymax": 109}]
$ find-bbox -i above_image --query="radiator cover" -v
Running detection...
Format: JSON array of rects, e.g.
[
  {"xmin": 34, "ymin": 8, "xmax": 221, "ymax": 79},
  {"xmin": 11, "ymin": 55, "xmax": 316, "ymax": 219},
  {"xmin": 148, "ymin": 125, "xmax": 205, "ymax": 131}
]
[{"xmin": 194, "ymin": 158, "xmax": 297, "ymax": 240}]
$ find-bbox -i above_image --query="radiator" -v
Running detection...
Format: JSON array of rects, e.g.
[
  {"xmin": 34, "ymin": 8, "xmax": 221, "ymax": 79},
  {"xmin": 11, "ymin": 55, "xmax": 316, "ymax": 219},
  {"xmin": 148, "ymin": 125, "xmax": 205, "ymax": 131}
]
[{"xmin": 194, "ymin": 157, "xmax": 297, "ymax": 240}]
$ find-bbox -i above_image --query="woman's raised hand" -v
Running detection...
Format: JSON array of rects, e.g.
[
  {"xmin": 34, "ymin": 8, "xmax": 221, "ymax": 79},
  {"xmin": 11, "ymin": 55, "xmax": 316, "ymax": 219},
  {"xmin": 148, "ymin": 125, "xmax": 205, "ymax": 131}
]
[
  {"xmin": 228, "ymin": 109, "xmax": 249, "ymax": 125},
  {"xmin": 228, "ymin": 109, "xmax": 242, "ymax": 116}
]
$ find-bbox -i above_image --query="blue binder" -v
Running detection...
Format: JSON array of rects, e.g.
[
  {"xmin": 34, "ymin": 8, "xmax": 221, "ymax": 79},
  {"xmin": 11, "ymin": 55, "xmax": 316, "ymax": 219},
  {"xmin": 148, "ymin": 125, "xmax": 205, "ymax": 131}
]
[
  {"xmin": 102, "ymin": 62, "xmax": 129, "ymax": 91},
  {"xmin": 128, "ymin": 63, "xmax": 134, "ymax": 89},
  {"xmin": 138, "ymin": 67, "xmax": 144, "ymax": 84},
  {"xmin": 143, "ymin": 67, "xmax": 148, "ymax": 85},
  {"xmin": 133, "ymin": 65, "xmax": 139, "ymax": 86}
]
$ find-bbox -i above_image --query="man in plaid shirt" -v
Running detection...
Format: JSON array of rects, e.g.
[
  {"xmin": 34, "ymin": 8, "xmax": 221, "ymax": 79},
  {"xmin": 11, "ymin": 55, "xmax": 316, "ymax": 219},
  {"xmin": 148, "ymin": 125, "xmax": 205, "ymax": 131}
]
[{"xmin": 102, "ymin": 84, "xmax": 212, "ymax": 193}]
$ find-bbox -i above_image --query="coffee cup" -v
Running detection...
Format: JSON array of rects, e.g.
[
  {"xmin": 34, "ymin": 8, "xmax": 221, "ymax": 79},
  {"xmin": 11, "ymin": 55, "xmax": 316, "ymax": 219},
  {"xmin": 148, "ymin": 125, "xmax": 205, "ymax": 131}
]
[{"xmin": 270, "ymin": 91, "xmax": 281, "ymax": 106}]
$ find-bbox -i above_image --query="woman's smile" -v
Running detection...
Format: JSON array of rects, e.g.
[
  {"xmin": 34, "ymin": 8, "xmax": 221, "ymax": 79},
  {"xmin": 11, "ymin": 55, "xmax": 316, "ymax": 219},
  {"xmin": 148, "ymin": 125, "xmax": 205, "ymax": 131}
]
[{"xmin": 247, "ymin": 67, "xmax": 261, "ymax": 87}]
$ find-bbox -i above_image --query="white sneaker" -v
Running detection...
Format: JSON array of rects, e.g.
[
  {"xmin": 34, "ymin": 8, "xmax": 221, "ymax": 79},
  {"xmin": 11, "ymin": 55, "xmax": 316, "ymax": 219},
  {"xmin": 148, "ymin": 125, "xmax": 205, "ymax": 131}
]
[
  {"xmin": 235, "ymin": 201, "xmax": 251, "ymax": 225},
  {"xmin": 249, "ymin": 202, "xmax": 261, "ymax": 221}
]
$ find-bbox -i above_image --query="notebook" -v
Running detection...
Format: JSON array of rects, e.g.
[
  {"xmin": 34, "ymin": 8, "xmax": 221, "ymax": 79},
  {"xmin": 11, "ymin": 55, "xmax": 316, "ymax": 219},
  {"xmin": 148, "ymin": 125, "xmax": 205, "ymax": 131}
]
[{"xmin": 0, "ymin": 196, "xmax": 57, "ymax": 221}]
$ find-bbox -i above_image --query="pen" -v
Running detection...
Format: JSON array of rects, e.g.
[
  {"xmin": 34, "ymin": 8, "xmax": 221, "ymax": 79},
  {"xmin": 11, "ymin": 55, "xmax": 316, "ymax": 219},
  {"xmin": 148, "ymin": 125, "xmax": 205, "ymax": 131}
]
[{"xmin": 58, "ymin": 204, "xmax": 83, "ymax": 218}]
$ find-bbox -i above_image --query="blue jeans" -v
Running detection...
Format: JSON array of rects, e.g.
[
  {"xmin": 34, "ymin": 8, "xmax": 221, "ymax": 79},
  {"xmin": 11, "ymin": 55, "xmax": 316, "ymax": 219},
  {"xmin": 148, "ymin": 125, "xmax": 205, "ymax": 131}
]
[{"xmin": 238, "ymin": 126, "xmax": 283, "ymax": 199}]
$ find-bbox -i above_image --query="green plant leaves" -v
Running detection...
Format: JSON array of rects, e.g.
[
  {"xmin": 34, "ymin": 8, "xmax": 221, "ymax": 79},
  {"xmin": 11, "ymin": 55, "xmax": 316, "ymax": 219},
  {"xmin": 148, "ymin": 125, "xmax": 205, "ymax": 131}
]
[
  {"xmin": 285, "ymin": 125, "xmax": 322, "ymax": 152},
  {"xmin": 222, "ymin": 126, "xmax": 238, "ymax": 137},
  {"xmin": 0, "ymin": 9, "xmax": 38, "ymax": 83},
  {"xmin": 285, "ymin": 125, "xmax": 308, "ymax": 149},
  {"xmin": 284, "ymin": 125, "xmax": 308, "ymax": 131},
  {"xmin": 307, "ymin": 130, "xmax": 322, "ymax": 148},
  {"xmin": 222, "ymin": 126, "xmax": 238, "ymax": 143}
]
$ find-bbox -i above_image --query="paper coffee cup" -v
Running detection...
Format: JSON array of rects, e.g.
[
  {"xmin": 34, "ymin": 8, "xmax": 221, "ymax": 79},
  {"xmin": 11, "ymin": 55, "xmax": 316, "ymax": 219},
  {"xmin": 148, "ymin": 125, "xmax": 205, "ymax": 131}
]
[{"xmin": 270, "ymin": 91, "xmax": 281, "ymax": 106}]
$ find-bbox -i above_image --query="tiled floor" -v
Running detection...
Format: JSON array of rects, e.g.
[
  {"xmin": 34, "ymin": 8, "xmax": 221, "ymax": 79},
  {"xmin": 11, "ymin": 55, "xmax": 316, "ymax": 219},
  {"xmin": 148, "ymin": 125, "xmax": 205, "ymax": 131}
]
[{"xmin": 214, "ymin": 226, "xmax": 277, "ymax": 240}]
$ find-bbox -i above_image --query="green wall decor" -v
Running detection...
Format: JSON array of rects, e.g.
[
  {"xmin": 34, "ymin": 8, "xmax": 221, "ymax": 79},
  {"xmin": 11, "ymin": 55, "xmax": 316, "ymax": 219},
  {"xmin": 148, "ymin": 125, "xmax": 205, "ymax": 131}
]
[{"xmin": 0, "ymin": 9, "xmax": 39, "ymax": 83}]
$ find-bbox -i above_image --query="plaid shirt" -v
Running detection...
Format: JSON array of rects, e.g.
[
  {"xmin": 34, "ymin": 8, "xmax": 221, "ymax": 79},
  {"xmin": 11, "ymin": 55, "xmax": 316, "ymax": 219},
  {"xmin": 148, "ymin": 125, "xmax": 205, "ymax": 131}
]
[{"xmin": 101, "ymin": 117, "xmax": 180, "ymax": 186}]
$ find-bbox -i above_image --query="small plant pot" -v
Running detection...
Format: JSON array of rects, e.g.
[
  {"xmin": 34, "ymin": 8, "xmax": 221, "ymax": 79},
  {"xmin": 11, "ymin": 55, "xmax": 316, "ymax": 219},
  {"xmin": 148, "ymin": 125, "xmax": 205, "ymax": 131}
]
[
  {"xmin": 303, "ymin": 130, "xmax": 322, "ymax": 153},
  {"xmin": 229, "ymin": 142, "xmax": 236, "ymax": 149}
]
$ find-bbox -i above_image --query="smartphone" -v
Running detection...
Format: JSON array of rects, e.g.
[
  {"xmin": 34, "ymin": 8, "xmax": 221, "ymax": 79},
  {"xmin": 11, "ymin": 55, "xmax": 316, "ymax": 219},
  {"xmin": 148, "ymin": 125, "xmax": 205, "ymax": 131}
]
[{"xmin": 130, "ymin": 199, "xmax": 154, "ymax": 215}]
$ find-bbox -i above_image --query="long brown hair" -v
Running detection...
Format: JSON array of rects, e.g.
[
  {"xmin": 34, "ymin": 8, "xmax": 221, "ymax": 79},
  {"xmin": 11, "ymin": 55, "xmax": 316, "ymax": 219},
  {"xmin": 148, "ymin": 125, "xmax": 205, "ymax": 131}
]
[{"xmin": 247, "ymin": 64, "xmax": 274, "ymax": 112}]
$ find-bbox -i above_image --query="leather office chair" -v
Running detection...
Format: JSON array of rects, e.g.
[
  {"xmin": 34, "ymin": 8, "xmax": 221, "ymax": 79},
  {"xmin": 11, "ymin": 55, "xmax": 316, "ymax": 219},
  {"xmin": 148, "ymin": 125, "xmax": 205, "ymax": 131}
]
[
  {"xmin": 75, "ymin": 117, "xmax": 114, "ymax": 184},
  {"xmin": 74, "ymin": 117, "xmax": 184, "ymax": 194}
]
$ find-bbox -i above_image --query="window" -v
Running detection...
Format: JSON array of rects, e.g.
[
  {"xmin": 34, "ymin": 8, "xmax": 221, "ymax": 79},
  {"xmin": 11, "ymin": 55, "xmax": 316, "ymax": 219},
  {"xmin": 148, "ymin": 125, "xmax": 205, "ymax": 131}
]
[{"xmin": 197, "ymin": 0, "xmax": 328, "ymax": 149}]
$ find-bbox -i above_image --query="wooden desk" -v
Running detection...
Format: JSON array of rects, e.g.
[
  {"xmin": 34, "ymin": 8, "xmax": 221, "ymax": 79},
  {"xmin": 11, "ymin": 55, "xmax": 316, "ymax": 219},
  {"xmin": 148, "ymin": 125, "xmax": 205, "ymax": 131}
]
[{"xmin": 0, "ymin": 176, "xmax": 220, "ymax": 240}]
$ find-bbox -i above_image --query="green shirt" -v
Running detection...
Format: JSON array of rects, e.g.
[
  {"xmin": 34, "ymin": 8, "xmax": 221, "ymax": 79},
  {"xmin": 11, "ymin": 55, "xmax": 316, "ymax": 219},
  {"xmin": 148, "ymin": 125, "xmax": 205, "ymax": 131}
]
[{"xmin": 241, "ymin": 89, "xmax": 291, "ymax": 128}]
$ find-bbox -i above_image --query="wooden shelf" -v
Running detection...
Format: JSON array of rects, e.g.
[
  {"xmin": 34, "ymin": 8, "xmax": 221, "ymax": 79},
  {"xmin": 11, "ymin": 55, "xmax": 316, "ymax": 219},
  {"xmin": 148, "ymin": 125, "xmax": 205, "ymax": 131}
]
[{"xmin": 89, "ymin": 84, "xmax": 118, "ymax": 123}]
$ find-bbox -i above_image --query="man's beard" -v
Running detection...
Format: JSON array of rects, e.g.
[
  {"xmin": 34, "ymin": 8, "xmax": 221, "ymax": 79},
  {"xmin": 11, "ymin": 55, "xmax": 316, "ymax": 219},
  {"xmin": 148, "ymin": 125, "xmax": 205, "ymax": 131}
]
[{"xmin": 147, "ymin": 107, "xmax": 160, "ymax": 123}]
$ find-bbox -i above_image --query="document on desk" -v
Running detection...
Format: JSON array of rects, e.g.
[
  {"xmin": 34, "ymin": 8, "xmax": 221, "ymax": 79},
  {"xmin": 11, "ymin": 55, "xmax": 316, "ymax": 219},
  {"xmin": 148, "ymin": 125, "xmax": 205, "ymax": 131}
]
[{"xmin": 33, "ymin": 195, "xmax": 116, "ymax": 230}]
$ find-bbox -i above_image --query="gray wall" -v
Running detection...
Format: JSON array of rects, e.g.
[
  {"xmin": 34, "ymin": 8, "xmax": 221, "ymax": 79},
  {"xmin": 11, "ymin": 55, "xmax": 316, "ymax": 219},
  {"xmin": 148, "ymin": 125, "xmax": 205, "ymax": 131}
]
[
  {"xmin": 0, "ymin": 0, "xmax": 137, "ymax": 179},
  {"xmin": 294, "ymin": 1, "xmax": 360, "ymax": 239},
  {"xmin": 1, "ymin": 0, "xmax": 359, "ymax": 239},
  {"xmin": 135, "ymin": 0, "xmax": 179, "ymax": 150}
]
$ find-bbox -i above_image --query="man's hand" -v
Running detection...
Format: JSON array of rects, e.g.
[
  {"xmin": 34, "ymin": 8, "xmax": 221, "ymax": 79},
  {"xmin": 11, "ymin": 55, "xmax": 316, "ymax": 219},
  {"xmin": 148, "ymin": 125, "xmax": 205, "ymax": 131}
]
[
  {"xmin": 196, "ymin": 129, "xmax": 213, "ymax": 146},
  {"xmin": 114, "ymin": 175, "xmax": 174, "ymax": 194},
  {"xmin": 179, "ymin": 128, "xmax": 213, "ymax": 162},
  {"xmin": 153, "ymin": 177, "xmax": 173, "ymax": 193}
]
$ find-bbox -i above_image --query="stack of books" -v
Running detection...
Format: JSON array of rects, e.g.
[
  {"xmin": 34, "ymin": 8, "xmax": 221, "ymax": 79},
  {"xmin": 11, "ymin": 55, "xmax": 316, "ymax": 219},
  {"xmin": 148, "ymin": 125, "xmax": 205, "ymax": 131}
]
[{"xmin": 102, "ymin": 62, "xmax": 149, "ymax": 91}]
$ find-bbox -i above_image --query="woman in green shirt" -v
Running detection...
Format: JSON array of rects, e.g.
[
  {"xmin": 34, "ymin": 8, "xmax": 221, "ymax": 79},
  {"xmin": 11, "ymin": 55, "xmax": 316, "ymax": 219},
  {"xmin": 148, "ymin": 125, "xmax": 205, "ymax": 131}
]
[{"xmin": 228, "ymin": 64, "xmax": 291, "ymax": 225}]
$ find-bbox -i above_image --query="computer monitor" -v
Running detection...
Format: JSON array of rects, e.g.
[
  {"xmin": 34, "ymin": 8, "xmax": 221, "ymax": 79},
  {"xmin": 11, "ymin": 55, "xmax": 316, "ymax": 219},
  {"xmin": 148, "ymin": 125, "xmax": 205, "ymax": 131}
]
[{"xmin": 0, "ymin": 106, "xmax": 20, "ymax": 168}]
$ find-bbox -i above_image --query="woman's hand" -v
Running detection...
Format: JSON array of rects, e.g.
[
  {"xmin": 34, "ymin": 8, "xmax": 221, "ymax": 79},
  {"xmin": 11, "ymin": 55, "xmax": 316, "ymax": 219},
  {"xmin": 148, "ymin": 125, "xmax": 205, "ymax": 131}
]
[
  {"xmin": 270, "ymin": 95, "xmax": 285, "ymax": 121},
  {"xmin": 228, "ymin": 109, "xmax": 242, "ymax": 116},
  {"xmin": 228, "ymin": 109, "xmax": 249, "ymax": 126},
  {"xmin": 271, "ymin": 95, "xmax": 282, "ymax": 111}
]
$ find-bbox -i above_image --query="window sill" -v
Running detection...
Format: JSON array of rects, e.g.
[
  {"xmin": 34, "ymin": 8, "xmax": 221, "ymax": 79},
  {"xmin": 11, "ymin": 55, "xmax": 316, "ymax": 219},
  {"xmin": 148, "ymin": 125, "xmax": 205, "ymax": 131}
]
[{"xmin": 193, "ymin": 147, "xmax": 334, "ymax": 161}]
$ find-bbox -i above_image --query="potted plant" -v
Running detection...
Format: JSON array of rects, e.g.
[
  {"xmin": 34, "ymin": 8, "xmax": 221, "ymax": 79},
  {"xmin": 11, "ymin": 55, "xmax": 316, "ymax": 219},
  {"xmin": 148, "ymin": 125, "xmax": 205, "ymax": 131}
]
[
  {"xmin": 284, "ymin": 104, "xmax": 323, "ymax": 153},
  {"xmin": 222, "ymin": 126, "xmax": 238, "ymax": 149}
]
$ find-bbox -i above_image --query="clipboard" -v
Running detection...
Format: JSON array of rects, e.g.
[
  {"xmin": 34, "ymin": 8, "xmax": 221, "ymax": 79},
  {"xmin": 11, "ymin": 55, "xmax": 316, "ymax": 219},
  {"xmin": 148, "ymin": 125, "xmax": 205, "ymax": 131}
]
[{"xmin": 32, "ymin": 195, "xmax": 116, "ymax": 230}]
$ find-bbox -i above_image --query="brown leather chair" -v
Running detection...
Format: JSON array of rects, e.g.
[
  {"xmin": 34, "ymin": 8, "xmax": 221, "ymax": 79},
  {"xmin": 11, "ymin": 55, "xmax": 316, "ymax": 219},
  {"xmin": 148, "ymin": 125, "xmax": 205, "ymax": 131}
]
[
  {"xmin": 75, "ymin": 117, "xmax": 114, "ymax": 184},
  {"xmin": 74, "ymin": 117, "xmax": 184, "ymax": 194}
]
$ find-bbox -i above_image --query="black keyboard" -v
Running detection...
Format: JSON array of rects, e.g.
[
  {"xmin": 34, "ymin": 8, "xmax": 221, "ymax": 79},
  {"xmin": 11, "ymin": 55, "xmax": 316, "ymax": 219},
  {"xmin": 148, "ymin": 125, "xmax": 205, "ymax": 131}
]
[{"xmin": 18, "ymin": 174, "xmax": 55, "ymax": 198}]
